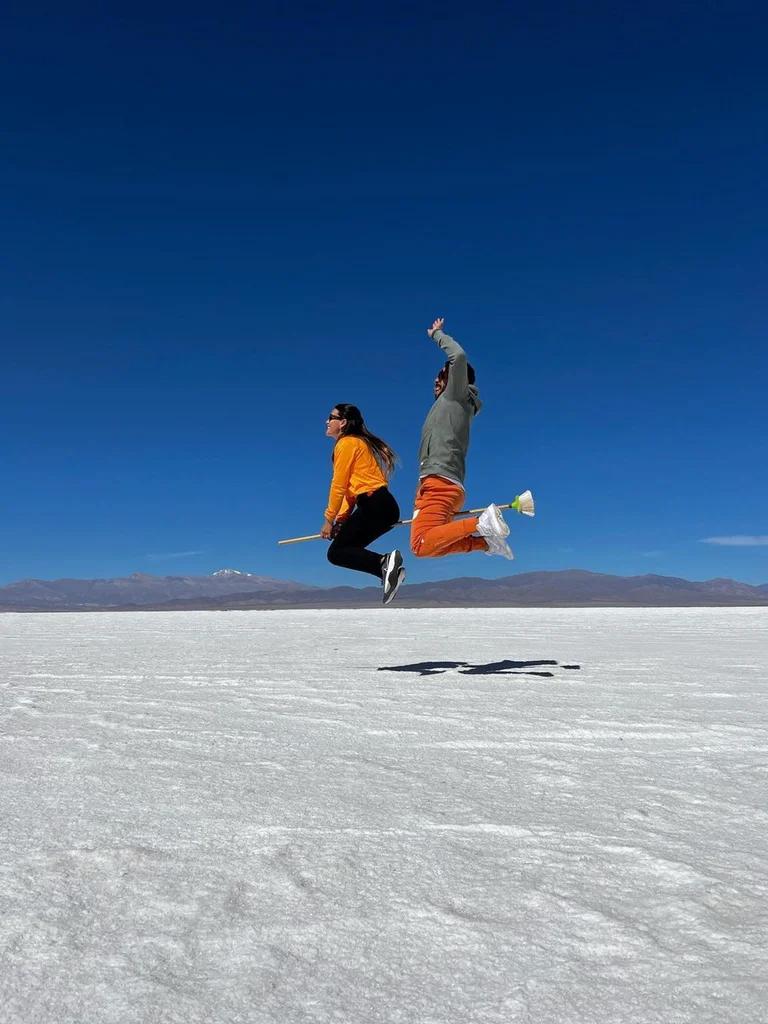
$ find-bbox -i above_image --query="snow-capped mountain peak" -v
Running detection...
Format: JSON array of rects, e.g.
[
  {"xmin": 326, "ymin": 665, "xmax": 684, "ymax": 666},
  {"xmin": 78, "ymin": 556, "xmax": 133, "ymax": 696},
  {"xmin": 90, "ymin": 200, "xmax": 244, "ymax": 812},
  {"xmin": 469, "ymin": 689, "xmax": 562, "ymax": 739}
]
[{"xmin": 210, "ymin": 568, "xmax": 250, "ymax": 578}]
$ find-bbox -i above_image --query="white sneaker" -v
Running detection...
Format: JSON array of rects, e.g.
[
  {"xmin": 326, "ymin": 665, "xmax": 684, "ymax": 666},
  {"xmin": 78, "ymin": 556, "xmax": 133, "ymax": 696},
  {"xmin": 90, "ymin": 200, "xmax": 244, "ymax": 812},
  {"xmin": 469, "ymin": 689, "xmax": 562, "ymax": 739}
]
[
  {"xmin": 382, "ymin": 550, "xmax": 405, "ymax": 604},
  {"xmin": 476, "ymin": 503, "xmax": 514, "ymax": 560}
]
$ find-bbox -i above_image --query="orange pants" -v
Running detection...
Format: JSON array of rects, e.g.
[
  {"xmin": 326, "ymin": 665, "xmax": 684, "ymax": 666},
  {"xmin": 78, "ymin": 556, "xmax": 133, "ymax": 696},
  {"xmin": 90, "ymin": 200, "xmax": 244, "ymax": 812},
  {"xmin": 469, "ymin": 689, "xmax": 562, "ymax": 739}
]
[{"xmin": 410, "ymin": 476, "xmax": 489, "ymax": 558}]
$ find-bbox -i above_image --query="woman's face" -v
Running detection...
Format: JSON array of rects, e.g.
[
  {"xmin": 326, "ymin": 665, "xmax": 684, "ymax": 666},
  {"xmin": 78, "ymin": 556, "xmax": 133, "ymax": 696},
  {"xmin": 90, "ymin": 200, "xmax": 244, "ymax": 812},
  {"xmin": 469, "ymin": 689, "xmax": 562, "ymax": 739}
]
[{"xmin": 325, "ymin": 408, "xmax": 347, "ymax": 439}]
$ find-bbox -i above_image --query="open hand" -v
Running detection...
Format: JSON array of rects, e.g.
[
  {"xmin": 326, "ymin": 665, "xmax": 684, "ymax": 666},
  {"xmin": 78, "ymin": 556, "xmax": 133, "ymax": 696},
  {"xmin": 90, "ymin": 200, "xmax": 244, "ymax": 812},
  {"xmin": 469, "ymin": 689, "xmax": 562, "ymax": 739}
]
[{"xmin": 427, "ymin": 317, "xmax": 444, "ymax": 338}]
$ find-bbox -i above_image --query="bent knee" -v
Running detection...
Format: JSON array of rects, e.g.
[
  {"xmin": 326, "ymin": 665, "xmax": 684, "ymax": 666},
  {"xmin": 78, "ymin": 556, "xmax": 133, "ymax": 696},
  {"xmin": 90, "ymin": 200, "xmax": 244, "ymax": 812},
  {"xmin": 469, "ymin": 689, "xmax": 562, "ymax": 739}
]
[{"xmin": 410, "ymin": 536, "xmax": 427, "ymax": 558}]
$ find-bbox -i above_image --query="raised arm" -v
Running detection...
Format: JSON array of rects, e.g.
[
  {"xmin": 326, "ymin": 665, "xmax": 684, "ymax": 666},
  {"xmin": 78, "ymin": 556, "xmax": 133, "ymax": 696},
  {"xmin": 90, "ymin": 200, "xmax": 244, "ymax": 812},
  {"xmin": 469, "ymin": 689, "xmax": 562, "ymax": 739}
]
[{"xmin": 427, "ymin": 317, "xmax": 468, "ymax": 398}]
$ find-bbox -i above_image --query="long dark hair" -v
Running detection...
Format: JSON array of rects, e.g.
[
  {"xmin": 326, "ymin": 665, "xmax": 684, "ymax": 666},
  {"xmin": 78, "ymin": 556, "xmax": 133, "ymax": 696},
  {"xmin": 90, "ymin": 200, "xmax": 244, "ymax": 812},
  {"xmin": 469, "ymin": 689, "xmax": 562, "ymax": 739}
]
[{"xmin": 333, "ymin": 403, "xmax": 397, "ymax": 477}]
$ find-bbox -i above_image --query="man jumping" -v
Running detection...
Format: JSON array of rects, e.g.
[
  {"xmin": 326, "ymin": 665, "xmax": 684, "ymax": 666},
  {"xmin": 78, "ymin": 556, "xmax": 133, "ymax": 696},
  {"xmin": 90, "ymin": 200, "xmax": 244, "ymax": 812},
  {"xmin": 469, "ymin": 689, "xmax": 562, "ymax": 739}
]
[{"xmin": 410, "ymin": 317, "xmax": 515, "ymax": 561}]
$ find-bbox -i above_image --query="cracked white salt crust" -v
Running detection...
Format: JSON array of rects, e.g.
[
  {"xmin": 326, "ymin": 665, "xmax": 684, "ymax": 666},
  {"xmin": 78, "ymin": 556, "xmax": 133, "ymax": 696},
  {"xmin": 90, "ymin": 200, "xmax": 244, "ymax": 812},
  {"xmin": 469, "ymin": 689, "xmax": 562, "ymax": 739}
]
[{"xmin": 1, "ymin": 607, "xmax": 767, "ymax": 1023}]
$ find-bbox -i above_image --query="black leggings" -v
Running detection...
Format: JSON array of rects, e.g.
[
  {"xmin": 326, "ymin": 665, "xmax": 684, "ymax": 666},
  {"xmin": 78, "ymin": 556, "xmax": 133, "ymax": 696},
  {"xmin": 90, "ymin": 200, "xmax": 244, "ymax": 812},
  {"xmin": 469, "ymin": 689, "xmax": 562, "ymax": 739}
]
[{"xmin": 327, "ymin": 487, "xmax": 400, "ymax": 580}]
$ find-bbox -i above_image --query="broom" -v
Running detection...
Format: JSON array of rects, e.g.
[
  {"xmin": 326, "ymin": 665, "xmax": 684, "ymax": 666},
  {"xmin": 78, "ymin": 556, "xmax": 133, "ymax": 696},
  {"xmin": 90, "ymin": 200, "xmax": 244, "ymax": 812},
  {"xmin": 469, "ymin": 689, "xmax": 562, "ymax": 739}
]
[{"xmin": 277, "ymin": 490, "xmax": 535, "ymax": 545}]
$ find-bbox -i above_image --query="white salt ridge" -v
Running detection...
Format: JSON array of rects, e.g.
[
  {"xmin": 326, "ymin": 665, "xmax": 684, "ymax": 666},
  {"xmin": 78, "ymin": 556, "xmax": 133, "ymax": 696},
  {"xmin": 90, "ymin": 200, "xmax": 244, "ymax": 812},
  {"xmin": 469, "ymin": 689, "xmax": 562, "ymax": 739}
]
[{"xmin": 1, "ymin": 608, "xmax": 767, "ymax": 1023}]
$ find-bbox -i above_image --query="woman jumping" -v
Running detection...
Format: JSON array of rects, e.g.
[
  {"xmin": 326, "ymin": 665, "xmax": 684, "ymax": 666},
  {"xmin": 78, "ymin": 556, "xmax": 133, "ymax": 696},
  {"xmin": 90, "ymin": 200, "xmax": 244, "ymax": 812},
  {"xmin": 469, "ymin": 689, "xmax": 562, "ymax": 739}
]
[{"xmin": 322, "ymin": 404, "xmax": 405, "ymax": 605}]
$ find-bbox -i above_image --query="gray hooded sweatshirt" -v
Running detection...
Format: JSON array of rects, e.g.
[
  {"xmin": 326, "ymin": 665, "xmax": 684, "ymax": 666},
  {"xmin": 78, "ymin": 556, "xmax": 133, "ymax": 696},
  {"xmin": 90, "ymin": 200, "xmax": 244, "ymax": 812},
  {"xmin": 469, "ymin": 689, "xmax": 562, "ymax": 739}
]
[{"xmin": 417, "ymin": 329, "xmax": 482, "ymax": 488}]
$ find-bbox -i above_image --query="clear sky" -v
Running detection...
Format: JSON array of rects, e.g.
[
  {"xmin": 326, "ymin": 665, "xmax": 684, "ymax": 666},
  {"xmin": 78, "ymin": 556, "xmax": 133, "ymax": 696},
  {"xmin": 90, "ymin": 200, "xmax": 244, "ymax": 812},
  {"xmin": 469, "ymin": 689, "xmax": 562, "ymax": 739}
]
[{"xmin": 3, "ymin": 0, "xmax": 767, "ymax": 587}]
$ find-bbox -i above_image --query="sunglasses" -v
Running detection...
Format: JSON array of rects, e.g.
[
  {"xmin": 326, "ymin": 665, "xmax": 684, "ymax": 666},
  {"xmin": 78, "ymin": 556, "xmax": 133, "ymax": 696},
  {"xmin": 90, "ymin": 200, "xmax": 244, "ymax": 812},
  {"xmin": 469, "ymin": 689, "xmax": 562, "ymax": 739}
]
[{"xmin": 327, "ymin": 414, "xmax": 344, "ymax": 421}]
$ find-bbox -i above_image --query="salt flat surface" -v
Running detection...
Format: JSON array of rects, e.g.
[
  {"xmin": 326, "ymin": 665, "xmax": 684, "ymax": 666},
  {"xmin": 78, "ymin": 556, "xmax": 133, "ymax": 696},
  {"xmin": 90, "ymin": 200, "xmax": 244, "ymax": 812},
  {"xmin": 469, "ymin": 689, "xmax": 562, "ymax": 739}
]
[{"xmin": 1, "ymin": 607, "xmax": 767, "ymax": 1024}]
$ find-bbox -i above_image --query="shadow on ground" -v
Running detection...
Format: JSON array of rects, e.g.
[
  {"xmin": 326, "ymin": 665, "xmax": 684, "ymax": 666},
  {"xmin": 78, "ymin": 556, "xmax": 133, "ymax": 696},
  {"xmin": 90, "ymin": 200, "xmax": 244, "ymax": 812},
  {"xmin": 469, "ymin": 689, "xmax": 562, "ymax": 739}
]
[{"xmin": 377, "ymin": 659, "xmax": 582, "ymax": 677}]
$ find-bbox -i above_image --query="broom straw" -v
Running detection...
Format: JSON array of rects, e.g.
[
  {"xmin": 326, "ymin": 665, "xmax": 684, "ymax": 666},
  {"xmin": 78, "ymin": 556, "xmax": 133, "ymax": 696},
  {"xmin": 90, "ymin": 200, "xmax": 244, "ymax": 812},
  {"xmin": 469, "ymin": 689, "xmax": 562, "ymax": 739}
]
[{"xmin": 277, "ymin": 491, "xmax": 534, "ymax": 545}]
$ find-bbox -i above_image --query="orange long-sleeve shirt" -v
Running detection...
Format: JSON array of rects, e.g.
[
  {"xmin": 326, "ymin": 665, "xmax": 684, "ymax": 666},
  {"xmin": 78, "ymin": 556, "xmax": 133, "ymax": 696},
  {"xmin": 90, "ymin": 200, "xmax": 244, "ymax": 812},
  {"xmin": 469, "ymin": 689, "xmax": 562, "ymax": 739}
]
[{"xmin": 324, "ymin": 436, "xmax": 389, "ymax": 522}]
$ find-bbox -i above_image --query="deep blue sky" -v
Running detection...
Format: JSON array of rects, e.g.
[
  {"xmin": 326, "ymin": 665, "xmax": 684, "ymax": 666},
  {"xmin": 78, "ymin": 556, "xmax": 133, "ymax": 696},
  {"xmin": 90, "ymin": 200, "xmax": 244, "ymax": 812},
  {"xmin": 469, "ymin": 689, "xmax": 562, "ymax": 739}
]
[{"xmin": 3, "ymin": 1, "xmax": 767, "ymax": 587}]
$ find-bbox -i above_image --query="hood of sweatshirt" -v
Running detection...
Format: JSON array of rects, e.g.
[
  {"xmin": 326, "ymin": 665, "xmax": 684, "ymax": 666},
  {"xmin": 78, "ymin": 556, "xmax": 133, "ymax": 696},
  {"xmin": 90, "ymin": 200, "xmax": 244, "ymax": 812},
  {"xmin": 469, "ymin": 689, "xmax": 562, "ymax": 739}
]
[{"xmin": 467, "ymin": 384, "xmax": 482, "ymax": 415}]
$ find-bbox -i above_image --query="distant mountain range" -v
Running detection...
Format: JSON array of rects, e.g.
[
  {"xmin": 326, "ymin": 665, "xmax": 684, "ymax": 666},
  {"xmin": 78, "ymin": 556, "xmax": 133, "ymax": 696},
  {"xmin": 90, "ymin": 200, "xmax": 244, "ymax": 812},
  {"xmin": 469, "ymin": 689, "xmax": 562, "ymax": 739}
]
[
  {"xmin": 0, "ymin": 570, "xmax": 316, "ymax": 611},
  {"xmin": 1, "ymin": 569, "xmax": 767, "ymax": 611}
]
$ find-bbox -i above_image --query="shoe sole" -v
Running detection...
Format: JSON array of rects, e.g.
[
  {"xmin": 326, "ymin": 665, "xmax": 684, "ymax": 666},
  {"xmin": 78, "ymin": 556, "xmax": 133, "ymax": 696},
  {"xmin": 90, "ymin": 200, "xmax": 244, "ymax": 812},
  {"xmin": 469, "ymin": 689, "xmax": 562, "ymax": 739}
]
[
  {"xmin": 490, "ymin": 505, "xmax": 510, "ymax": 538},
  {"xmin": 483, "ymin": 535, "xmax": 514, "ymax": 560},
  {"xmin": 383, "ymin": 566, "xmax": 405, "ymax": 605},
  {"xmin": 382, "ymin": 551, "xmax": 403, "ymax": 594}
]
